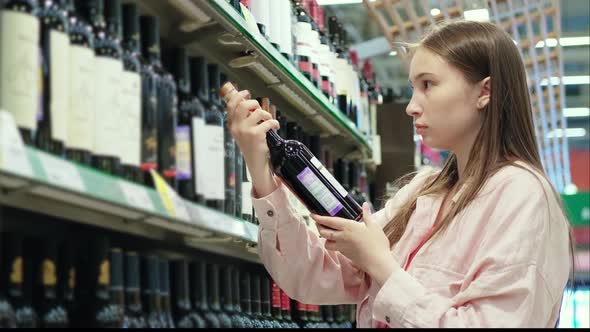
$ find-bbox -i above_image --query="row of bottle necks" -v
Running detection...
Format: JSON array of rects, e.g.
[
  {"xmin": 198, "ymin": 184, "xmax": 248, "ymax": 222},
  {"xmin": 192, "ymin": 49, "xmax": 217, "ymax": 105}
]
[
  {"xmin": 0, "ymin": 230, "xmax": 357, "ymax": 328},
  {"xmin": 0, "ymin": 0, "xmax": 375, "ymax": 220}
]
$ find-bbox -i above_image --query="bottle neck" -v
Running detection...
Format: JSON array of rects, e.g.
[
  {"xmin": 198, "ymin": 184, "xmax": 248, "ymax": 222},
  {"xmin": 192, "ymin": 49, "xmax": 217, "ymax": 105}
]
[
  {"xmin": 221, "ymin": 267, "xmax": 233, "ymax": 312},
  {"xmin": 194, "ymin": 262, "xmax": 208, "ymax": 311},
  {"xmin": 232, "ymin": 270, "xmax": 242, "ymax": 313},
  {"xmin": 125, "ymin": 288, "xmax": 141, "ymax": 308},
  {"xmin": 266, "ymin": 129, "xmax": 284, "ymax": 148},
  {"xmin": 111, "ymin": 288, "xmax": 125, "ymax": 306},
  {"xmin": 208, "ymin": 265, "xmax": 221, "ymax": 311}
]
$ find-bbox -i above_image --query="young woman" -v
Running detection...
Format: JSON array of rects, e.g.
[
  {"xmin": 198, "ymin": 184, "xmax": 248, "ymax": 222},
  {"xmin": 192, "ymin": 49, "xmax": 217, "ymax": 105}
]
[{"xmin": 223, "ymin": 20, "xmax": 574, "ymax": 328}]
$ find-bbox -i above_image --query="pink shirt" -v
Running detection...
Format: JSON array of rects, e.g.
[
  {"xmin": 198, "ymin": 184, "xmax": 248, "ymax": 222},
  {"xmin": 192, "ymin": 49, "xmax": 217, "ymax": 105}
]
[{"xmin": 252, "ymin": 161, "xmax": 571, "ymax": 328}]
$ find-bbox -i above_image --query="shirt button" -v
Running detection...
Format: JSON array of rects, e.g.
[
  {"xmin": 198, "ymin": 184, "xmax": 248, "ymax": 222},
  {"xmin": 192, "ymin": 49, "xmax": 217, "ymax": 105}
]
[
  {"xmin": 267, "ymin": 210, "xmax": 274, "ymax": 217},
  {"xmin": 385, "ymin": 316, "xmax": 391, "ymax": 324}
]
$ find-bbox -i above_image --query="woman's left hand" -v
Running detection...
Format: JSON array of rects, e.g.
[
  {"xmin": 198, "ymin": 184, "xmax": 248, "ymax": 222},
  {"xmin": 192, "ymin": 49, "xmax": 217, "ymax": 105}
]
[{"xmin": 311, "ymin": 203, "xmax": 399, "ymax": 286}]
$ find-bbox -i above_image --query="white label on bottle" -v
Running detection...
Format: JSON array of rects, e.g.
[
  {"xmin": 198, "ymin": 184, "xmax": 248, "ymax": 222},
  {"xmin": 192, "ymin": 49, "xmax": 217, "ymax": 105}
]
[
  {"xmin": 0, "ymin": 110, "xmax": 33, "ymax": 177},
  {"xmin": 93, "ymin": 57, "xmax": 122, "ymax": 156},
  {"xmin": 119, "ymin": 70, "xmax": 141, "ymax": 166},
  {"xmin": 310, "ymin": 157, "xmax": 348, "ymax": 198},
  {"xmin": 241, "ymin": 181, "xmax": 253, "ymax": 215},
  {"xmin": 38, "ymin": 151, "xmax": 85, "ymax": 192},
  {"xmin": 296, "ymin": 167, "xmax": 344, "ymax": 216},
  {"xmin": 0, "ymin": 11, "xmax": 40, "ymax": 131},
  {"xmin": 176, "ymin": 125, "xmax": 192, "ymax": 180},
  {"xmin": 191, "ymin": 116, "xmax": 205, "ymax": 196},
  {"xmin": 49, "ymin": 30, "xmax": 69, "ymax": 143},
  {"xmin": 68, "ymin": 45, "xmax": 95, "ymax": 151},
  {"xmin": 119, "ymin": 180, "xmax": 155, "ymax": 212},
  {"xmin": 203, "ymin": 124, "xmax": 225, "ymax": 200}
]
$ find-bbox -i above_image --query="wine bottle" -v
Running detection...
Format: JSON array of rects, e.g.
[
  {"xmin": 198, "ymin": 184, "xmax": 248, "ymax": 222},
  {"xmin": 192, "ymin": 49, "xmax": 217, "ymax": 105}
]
[
  {"xmin": 270, "ymin": 279, "xmax": 284, "ymax": 327},
  {"xmin": 261, "ymin": 275, "xmax": 281, "ymax": 328},
  {"xmin": 329, "ymin": 305, "xmax": 341, "ymax": 328},
  {"xmin": 232, "ymin": 267, "xmax": 253, "ymax": 328},
  {"xmin": 123, "ymin": 251, "xmax": 148, "ymax": 328},
  {"xmin": 251, "ymin": 273, "xmax": 272, "ymax": 328},
  {"xmin": 163, "ymin": 47, "xmax": 193, "ymax": 200},
  {"xmin": 141, "ymin": 255, "xmax": 163, "ymax": 328},
  {"xmin": 78, "ymin": 0, "xmax": 122, "ymax": 176},
  {"xmin": 191, "ymin": 260, "xmax": 220, "ymax": 328},
  {"xmin": 221, "ymin": 265, "xmax": 244, "ymax": 328},
  {"xmin": 34, "ymin": 239, "xmax": 68, "ymax": 327},
  {"xmin": 188, "ymin": 56, "xmax": 208, "ymax": 204},
  {"xmin": 171, "ymin": 260, "xmax": 205, "ymax": 328},
  {"xmin": 64, "ymin": 0, "xmax": 94, "ymax": 166},
  {"xmin": 235, "ymin": 143, "xmax": 243, "ymax": 218},
  {"xmin": 58, "ymin": 241, "xmax": 76, "ymax": 325},
  {"xmin": 241, "ymin": 156, "xmax": 254, "ymax": 223},
  {"xmin": 0, "ymin": 0, "xmax": 40, "ymax": 146},
  {"xmin": 36, "ymin": 0, "xmax": 69, "ymax": 157},
  {"xmin": 220, "ymin": 83, "xmax": 363, "ymax": 221},
  {"xmin": 280, "ymin": 289, "xmax": 298, "ymax": 328},
  {"xmin": 204, "ymin": 64, "xmax": 225, "ymax": 212},
  {"xmin": 240, "ymin": 271, "xmax": 263, "ymax": 328},
  {"xmin": 109, "ymin": 248, "xmax": 128, "ymax": 328},
  {"xmin": 140, "ymin": 15, "xmax": 178, "ymax": 189},
  {"xmin": 119, "ymin": 1, "xmax": 143, "ymax": 184},
  {"xmin": 207, "ymin": 263, "xmax": 232, "ymax": 328},
  {"xmin": 293, "ymin": 301, "xmax": 307, "ymax": 328},
  {"xmin": 220, "ymin": 72, "xmax": 237, "ymax": 216},
  {"xmin": 0, "ymin": 233, "xmax": 25, "ymax": 328}
]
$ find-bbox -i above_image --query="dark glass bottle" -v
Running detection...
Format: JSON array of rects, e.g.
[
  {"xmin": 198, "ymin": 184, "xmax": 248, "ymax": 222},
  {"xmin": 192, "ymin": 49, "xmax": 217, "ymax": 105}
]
[
  {"xmin": 203, "ymin": 63, "xmax": 225, "ymax": 212},
  {"xmin": 242, "ymin": 271, "xmax": 263, "ymax": 328},
  {"xmin": 34, "ymin": 239, "xmax": 68, "ymax": 327},
  {"xmin": 64, "ymin": 0, "xmax": 94, "ymax": 166},
  {"xmin": 159, "ymin": 259, "xmax": 174, "ymax": 328},
  {"xmin": 221, "ymin": 265, "xmax": 244, "ymax": 328},
  {"xmin": 280, "ymin": 289, "xmax": 298, "ymax": 328},
  {"xmin": 78, "ymin": 0, "xmax": 122, "ymax": 176},
  {"xmin": 207, "ymin": 263, "xmax": 232, "ymax": 328},
  {"xmin": 171, "ymin": 260, "xmax": 205, "ymax": 328},
  {"xmin": 123, "ymin": 251, "xmax": 147, "ymax": 328},
  {"xmin": 221, "ymin": 84, "xmax": 362, "ymax": 221},
  {"xmin": 191, "ymin": 260, "xmax": 220, "ymax": 328},
  {"xmin": 0, "ymin": 233, "xmax": 24, "ymax": 328},
  {"xmin": 141, "ymin": 255, "xmax": 163, "ymax": 328},
  {"xmin": 261, "ymin": 275, "xmax": 281, "ymax": 328},
  {"xmin": 251, "ymin": 273, "xmax": 272, "ymax": 328},
  {"xmin": 58, "ymin": 241, "xmax": 76, "ymax": 325},
  {"xmin": 0, "ymin": 0, "xmax": 40, "ymax": 146},
  {"xmin": 109, "ymin": 248, "xmax": 128, "ymax": 328},
  {"xmin": 235, "ymin": 144, "xmax": 243, "ymax": 218},
  {"xmin": 118, "ymin": 1, "xmax": 143, "ymax": 184},
  {"xmin": 293, "ymin": 301, "xmax": 308, "ymax": 328},
  {"xmin": 188, "ymin": 56, "xmax": 208, "ymax": 204},
  {"xmin": 164, "ymin": 47, "xmax": 197, "ymax": 201},
  {"xmin": 270, "ymin": 280, "xmax": 284, "ymax": 327},
  {"xmin": 36, "ymin": 0, "xmax": 69, "ymax": 157},
  {"xmin": 232, "ymin": 267, "xmax": 253, "ymax": 328},
  {"xmin": 140, "ymin": 15, "xmax": 177, "ymax": 189},
  {"xmin": 329, "ymin": 305, "xmax": 341, "ymax": 328},
  {"xmin": 220, "ymin": 72, "xmax": 236, "ymax": 217}
]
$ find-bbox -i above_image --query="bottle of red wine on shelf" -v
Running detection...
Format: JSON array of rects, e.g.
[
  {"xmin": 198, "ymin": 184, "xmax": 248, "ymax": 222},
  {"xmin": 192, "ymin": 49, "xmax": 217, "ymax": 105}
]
[
  {"xmin": 64, "ymin": 0, "xmax": 95, "ymax": 166},
  {"xmin": 220, "ymin": 73, "xmax": 237, "ymax": 217},
  {"xmin": 188, "ymin": 57, "xmax": 208, "ymax": 204},
  {"xmin": 221, "ymin": 265, "xmax": 244, "ymax": 328},
  {"xmin": 118, "ymin": 1, "xmax": 143, "ymax": 184},
  {"xmin": 58, "ymin": 241, "xmax": 77, "ymax": 324},
  {"xmin": 220, "ymin": 83, "xmax": 362, "ymax": 221},
  {"xmin": 108, "ymin": 248, "xmax": 128, "ymax": 328},
  {"xmin": 78, "ymin": 0, "xmax": 122, "ymax": 176},
  {"xmin": 261, "ymin": 275, "xmax": 281, "ymax": 328},
  {"xmin": 207, "ymin": 263, "xmax": 232, "ymax": 328},
  {"xmin": 123, "ymin": 251, "xmax": 148, "ymax": 328},
  {"xmin": 280, "ymin": 288, "xmax": 297, "ymax": 328},
  {"xmin": 240, "ymin": 271, "xmax": 263, "ymax": 328},
  {"xmin": 33, "ymin": 239, "xmax": 69, "ymax": 328},
  {"xmin": 141, "ymin": 255, "xmax": 163, "ymax": 328},
  {"xmin": 270, "ymin": 279, "xmax": 284, "ymax": 327},
  {"xmin": 158, "ymin": 259, "xmax": 175, "ymax": 328},
  {"xmin": 36, "ymin": 0, "xmax": 69, "ymax": 157},
  {"xmin": 0, "ymin": 234, "xmax": 17, "ymax": 328},
  {"xmin": 171, "ymin": 260, "xmax": 205, "ymax": 328},
  {"xmin": 251, "ymin": 273, "xmax": 273, "ymax": 328},
  {"xmin": 191, "ymin": 260, "xmax": 220, "ymax": 328},
  {"xmin": 232, "ymin": 267, "xmax": 253, "ymax": 328},
  {"xmin": 0, "ymin": 0, "xmax": 40, "ymax": 146}
]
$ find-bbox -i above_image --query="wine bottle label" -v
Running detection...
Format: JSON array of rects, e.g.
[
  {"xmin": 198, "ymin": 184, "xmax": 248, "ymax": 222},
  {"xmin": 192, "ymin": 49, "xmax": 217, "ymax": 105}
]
[
  {"xmin": 94, "ymin": 56, "xmax": 123, "ymax": 156},
  {"xmin": 191, "ymin": 116, "xmax": 205, "ymax": 196},
  {"xmin": 42, "ymin": 259, "xmax": 57, "ymax": 286},
  {"xmin": 176, "ymin": 125, "xmax": 192, "ymax": 180},
  {"xmin": 280, "ymin": 290, "xmax": 291, "ymax": 311},
  {"xmin": 49, "ymin": 30, "xmax": 69, "ymax": 143},
  {"xmin": 296, "ymin": 167, "xmax": 344, "ymax": 216},
  {"xmin": 0, "ymin": 11, "xmax": 40, "ymax": 131},
  {"xmin": 310, "ymin": 157, "xmax": 349, "ymax": 198},
  {"xmin": 120, "ymin": 70, "xmax": 141, "ymax": 166},
  {"xmin": 271, "ymin": 282, "xmax": 281, "ymax": 308},
  {"xmin": 203, "ymin": 124, "xmax": 225, "ymax": 200},
  {"xmin": 10, "ymin": 257, "xmax": 23, "ymax": 284},
  {"xmin": 68, "ymin": 267, "xmax": 76, "ymax": 289},
  {"xmin": 68, "ymin": 45, "xmax": 95, "ymax": 151},
  {"xmin": 98, "ymin": 259, "xmax": 110, "ymax": 286},
  {"xmin": 241, "ymin": 181, "xmax": 253, "ymax": 214}
]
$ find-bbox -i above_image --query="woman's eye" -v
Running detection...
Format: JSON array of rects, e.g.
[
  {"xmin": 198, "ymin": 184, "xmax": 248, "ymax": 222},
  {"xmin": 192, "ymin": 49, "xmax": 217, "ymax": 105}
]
[{"xmin": 423, "ymin": 80, "xmax": 432, "ymax": 90}]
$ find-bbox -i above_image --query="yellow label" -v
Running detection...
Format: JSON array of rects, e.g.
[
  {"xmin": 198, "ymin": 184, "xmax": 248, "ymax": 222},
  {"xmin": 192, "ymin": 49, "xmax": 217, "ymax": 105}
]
[
  {"xmin": 98, "ymin": 260, "xmax": 110, "ymax": 286},
  {"xmin": 150, "ymin": 169, "xmax": 176, "ymax": 216},
  {"xmin": 68, "ymin": 267, "xmax": 76, "ymax": 289},
  {"xmin": 42, "ymin": 259, "xmax": 57, "ymax": 286},
  {"xmin": 10, "ymin": 257, "xmax": 23, "ymax": 284}
]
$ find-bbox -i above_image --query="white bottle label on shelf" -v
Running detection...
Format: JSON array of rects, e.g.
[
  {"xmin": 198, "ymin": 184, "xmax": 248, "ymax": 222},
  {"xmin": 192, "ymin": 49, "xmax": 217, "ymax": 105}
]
[
  {"xmin": 93, "ymin": 57, "xmax": 122, "ymax": 157},
  {"xmin": 68, "ymin": 45, "xmax": 95, "ymax": 151},
  {"xmin": 119, "ymin": 181, "xmax": 155, "ymax": 212},
  {"xmin": 296, "ymin": 167, "xmax": 343, "ymax": 217},
  {"xmin": 38, "ymin": 152, "xmax": 85, "ymax": 192},
  {"xmin": 191, "ymin": 116, "xmax": 205, "ymax": 196},
  {"xmin": 49, "ymin": 30, "xmax": 70, "ymax": 143},
  {"xmin": 0, "ymin": 111, "xmax": 33, "ymax": 177},
  {"xmin": 0, "ymin": 12, "xmax": 40, "ymax": 132},
  {"xmin": 176, "ymin": 125, "xmax": 192, "ymax": 180},
  {"xmin": 119, "ymin": 70, "xmax": 141, "ymax": 166},
  {"xmin": 310, "ymin": 157, "xmax": 348, "ymax": 198},
  {"xmin": 203, "ymin": 124, "xmax": 225, "ymax": 200},
  {"xmin": 241, "ymin": 181, "xmax": 253, "ymax": 215}
]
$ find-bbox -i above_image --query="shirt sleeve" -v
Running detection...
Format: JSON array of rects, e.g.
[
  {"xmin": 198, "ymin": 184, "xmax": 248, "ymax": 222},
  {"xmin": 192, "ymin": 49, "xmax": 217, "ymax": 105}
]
[{"xmin": 371, "ymin": 174, "xmax": 571, "ymax": 328}]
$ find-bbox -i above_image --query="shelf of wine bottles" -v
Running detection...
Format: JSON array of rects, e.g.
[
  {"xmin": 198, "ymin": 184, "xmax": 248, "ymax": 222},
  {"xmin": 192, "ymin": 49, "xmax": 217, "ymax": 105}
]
[{"xmin": 0, "ymin": 214, "xmax": 357, "ymax": 328}]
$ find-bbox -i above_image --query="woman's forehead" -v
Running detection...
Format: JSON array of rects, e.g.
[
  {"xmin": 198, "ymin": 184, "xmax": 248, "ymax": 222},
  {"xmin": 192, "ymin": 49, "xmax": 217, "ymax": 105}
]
[{"xmin": 408, "ymin": 48, "xmax": 447, "ymax": 81}]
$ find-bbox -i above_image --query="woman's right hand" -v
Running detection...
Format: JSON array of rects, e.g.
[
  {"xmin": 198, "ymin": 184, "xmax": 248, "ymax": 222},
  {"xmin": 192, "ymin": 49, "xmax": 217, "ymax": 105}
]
[{"xmin": 224, "ymin": 88, "xmax": 280, "ymax": 197}]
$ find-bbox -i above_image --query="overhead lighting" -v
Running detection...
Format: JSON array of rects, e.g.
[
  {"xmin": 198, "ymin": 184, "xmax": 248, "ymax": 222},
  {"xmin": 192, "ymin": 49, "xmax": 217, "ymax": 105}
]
[
  {"xmin": 463, "ymin": 8, "xmax": 490, "ymax": 22},
  {"xmin": 389, "ymin": 51, "xmax": 397, "ymax": 56},
  {"xmin": 540, "ymin": 76, "xmax": 590, "ymax": 86},
  {"xmin": 546, "ymin": 128, "xmax": 587, "ymax": 138},
  {"xmin": 317, "ymin": 0, "xmax": 376, "ymax": 5},
  {"xmin": 535, "ymin": 36, "xmax": 590, "ymax": 48},
  {"xmin": 564, "ymin": 107, "xmax": 590, "ymax": 117},
  {"xmin": 430, "ymin": 8, "xmax": 441, "ymax": 16}
]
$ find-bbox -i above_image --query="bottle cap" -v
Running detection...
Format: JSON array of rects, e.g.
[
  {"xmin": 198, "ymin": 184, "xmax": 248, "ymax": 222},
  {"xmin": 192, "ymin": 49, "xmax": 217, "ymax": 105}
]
[{"xmin": 219, "ymin": 81, "xmax": 238, "ymax": 104}]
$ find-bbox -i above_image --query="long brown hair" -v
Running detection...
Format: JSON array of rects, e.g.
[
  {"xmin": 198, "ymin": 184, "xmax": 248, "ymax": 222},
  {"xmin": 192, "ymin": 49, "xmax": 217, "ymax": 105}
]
[{"xmin": 383, "ymin": 20, "xmax": 575, "ymax": 278}]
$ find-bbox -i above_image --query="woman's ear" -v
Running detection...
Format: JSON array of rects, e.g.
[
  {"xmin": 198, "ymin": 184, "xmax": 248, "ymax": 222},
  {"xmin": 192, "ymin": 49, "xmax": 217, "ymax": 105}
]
[{"xmin": 477, "ymin": 76, "xmax": 491, "ymax": 110}]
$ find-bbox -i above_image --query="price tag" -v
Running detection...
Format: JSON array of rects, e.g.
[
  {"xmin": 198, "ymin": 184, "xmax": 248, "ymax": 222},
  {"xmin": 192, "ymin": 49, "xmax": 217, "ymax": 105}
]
[
  {"xmin": 0, "ymin": 111, "xmax": 33, "ymax": 177},
  {"xmin": 38, "ymin": 152, "xmax": 85, "ymax": 192},
  {"xmin": 119, "ymin": 181, "xmax": 155, "ymax": 213},
  {"xmin": 150, "ymin": 169, "xmax": 190, "ymax": 221}
]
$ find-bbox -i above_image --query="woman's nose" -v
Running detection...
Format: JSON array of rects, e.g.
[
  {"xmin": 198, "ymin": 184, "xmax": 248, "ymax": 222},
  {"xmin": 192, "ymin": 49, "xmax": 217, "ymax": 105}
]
[{"xmin": 405, "ymin": 99, "xmax": 422, "ymax": 117}]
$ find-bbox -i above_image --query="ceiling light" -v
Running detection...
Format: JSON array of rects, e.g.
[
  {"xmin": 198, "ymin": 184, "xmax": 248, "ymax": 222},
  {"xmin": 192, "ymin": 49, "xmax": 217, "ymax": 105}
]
[
  {"xmin": 540, "ymin": 76, "xmax": 590, "ymax": 86},
  {"xmin": 564, "ymin": 108, "xmax": 590, "ymax": 117},
  {"xmin": 430, "ymin": 8, "xmax": 441, "ymax": 16},
  {"xmin": 535, "ymin": 36, "xmax": 590, "ymax": 48},
  {"xmin": 546, "ymin": 128, "xmax": 587, "ymax": 138},
  {"xmin": 389, "ymin": 51, "xmax": 397, "ymax": 56},
  {"xmin": 463, "ymin": 8, "xmax": 490, "ymax": 22}
]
